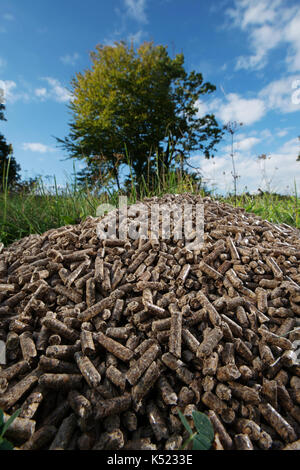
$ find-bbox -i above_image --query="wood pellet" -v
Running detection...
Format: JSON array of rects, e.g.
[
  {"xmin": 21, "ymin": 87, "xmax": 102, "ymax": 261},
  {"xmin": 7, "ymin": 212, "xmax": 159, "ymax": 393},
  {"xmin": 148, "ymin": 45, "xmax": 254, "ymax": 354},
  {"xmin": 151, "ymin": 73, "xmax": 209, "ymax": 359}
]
[{"xmin": 0, "ymin": 194, "xmax": 300, "ymax": 450}]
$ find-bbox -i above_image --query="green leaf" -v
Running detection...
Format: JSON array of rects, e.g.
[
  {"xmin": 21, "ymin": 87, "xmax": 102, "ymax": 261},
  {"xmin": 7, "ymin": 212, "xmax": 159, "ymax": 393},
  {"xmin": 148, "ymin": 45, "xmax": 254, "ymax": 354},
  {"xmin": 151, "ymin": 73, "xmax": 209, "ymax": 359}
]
[
  {"xmin": 192, "ymin": 411, "xmax": 214, "ymax": 439},
  {"xmin": 0, "ymin": 438, "xmax": 14, "ymax": 450},
  {"xmin": 191, "ymin": 411, "xmax": 214, "ymax": 450},
  {"xmin": 177, "ymin": 409, "xmax": 193, "ymax": 435},
  {"xmin": 0, "ymin": 409, "xmax": 3, "ymax": 427},
  {"xmin": 192, "ymin": 435, "xmax": 212, "ymax": 451},
  {"xmin": 1, "ymin": 408, "xmax": 21, "ymax": 438}
]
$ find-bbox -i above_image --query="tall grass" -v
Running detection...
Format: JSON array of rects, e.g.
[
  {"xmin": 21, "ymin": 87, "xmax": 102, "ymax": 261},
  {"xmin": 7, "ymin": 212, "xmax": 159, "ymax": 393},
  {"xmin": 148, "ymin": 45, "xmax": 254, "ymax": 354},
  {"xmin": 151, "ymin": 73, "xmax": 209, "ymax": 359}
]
[
  {"xmin": 0, "ymin": 177, "xmax": 104, "ymax": 246},
  {"xmin": 0, "ymin": 165, "xmax": 299, "ymax": 247},
  {"xmin": 220, "ymin": 190, "xmax": 299, "ymax": 229}
]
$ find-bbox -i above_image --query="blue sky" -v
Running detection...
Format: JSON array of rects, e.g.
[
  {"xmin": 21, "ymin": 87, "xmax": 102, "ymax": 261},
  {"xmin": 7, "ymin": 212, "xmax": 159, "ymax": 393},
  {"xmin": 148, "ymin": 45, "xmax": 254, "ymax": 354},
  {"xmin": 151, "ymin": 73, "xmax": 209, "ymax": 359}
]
[{"xmin": 0, "ymin": 0, "xmax": 300, "ymax": 194}]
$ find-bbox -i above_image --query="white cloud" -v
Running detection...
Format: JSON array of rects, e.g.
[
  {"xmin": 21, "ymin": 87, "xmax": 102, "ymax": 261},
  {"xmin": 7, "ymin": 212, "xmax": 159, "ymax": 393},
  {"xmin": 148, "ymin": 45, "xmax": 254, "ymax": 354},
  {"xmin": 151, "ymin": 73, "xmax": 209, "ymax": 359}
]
[
  {"xmin": 226, "ymin": 0, "xmax": 300, "ymax": 72},
  {"xmin": 0, "ymin": 79, "xmax": 17, "ymax": 102},
  {"xmin": 221, "ymin": 133, "xmax": 261, "ymax": 153},
  {"xmin": 0, "ymin": 78, "xmax": 71, "ymax": 105},
  {"xmin": 124, "ymin": 0, "xmax": 148, "ymax": 23},
  {"xmin": 39, "ymin": 77, "xmax": 73, "ymax": 103},
  {"xmin": 0, "ymin": 79, "xmax": 31, "ymax": 103},
  {"xmin": 196, "ymin": 73, "xmax": 300, "ymax": 129},
  {"xmin": 196, "ymin": 93, "xmax": 266, "ymax": 126},
  {"xmin": 259, "ymin": 75, "xmax": 300, "ymax": 113},
  {"xmin": 284, "ymin": 10, "xmax": 300, "ymax": 72},
  {"xmin": 22, "ymin": 143, "xmax": 56, "ymax": 153},
  {"xmin": 60, "ymin": 52, "xmax": 80, "ymax": 66},
  {"xmin": 190, "ymin": 136, "xmax": 300, "ymax": 195},
  {"xmin": 235, "ymin": 24, "xmax": 282, "ymax": 70},
  {"xmin": 194, "ymin": 99, "xmax": 210, "ymax": 117},
  {"xmin": 235, "ymin": 136, "xmax": 261, "ymax": 152},
  {"xmin": 35, "ymin": 87, "xmax": 48, "ymax": 99},
  {"xmin": 128, "ymin": 30, "xmax": 144, "ymax": 45},
  {"xmin": 259, "ymin": 129, "xmax": 273, "ymax": 140},
  {"xmin": 276, "ymin": 128, "xmax": 289, "ymax": 137},
  {"xmin": 227, "ymin": 0, "xmax": 281, "ymax": 29},
  {"xmin": 276, "ymin": 136, "xmax": 299, "ymax": 155},
  {"xmin": 218, "ymin": 93, "xmax": 266, "ymax": 124}
]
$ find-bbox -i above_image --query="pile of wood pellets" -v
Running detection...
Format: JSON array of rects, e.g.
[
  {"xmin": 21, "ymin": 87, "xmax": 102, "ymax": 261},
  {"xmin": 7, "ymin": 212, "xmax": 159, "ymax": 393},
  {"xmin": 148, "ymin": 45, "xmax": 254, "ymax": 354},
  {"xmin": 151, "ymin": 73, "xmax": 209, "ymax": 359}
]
[{"xmin": 0, "ymin": 193, "xmax": 300, "ymax": 450}]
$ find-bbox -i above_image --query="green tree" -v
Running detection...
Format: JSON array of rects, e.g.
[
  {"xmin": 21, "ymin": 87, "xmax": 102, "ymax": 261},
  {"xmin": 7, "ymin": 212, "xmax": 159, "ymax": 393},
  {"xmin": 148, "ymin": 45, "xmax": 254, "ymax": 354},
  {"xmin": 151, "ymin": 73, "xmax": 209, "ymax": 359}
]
[
  {"xmin": 0, "ymin": 103, "xmax": 21, "ymax": 191},
  {"xmin": 57, "ymin": 41, "xmax": 223, "ymax": 188}
]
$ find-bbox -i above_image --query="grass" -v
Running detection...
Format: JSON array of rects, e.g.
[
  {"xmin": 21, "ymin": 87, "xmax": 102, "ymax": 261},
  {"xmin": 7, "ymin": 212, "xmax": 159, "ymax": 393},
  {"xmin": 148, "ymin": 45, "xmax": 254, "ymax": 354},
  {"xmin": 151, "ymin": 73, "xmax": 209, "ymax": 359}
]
[
  {"xmin": 0, "ymin": 169, "xmax": 299, "ymax": 247},
  {"xmin": 219, "ymin": 190, "xmax": 299, "ymax": 229}
]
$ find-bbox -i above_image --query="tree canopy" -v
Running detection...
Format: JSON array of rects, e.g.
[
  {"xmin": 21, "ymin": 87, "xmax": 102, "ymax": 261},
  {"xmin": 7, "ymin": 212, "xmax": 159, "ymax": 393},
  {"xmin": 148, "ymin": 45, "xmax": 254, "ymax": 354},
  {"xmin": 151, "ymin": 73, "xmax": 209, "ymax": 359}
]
[
  {"xmin": 0, "ymin": 103, "xmax": 21, "ymax": 191},
  {"xmin": 57, "ymin": 41, "xmax": 223, "ymax": 189}
]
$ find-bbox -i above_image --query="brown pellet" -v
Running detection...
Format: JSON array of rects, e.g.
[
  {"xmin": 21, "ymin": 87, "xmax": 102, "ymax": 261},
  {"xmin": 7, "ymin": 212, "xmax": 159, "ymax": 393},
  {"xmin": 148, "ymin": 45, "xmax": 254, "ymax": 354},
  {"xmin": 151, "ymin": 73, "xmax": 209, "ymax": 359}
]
[
  {"xmin": 199, "ymin": 260, "xmax": 223, "ymax": 280},
  {"xmin": 42, "ymin": 317, "xmax": 79, "ymax": 342},
  {"xmin": 68, "ymin": 389, "xmax": 92, "ymax": 419},
  {"xmin": 95, "ymin": 331, "xmax": 134, "ymax": 362},
  {"xmin": 122, "ymin": 410, "xmax": 138, "ymax": 432},
  {"xmin": 132, "ymin": 361, "xmax": 161, "ymax": 406},
  {"xmin": 39, "ymin": 373, "xmax": 82, "ymax": 390},
  {"xmin": 21, "ymin": 425, "xmax": 57, "ymax": 450},
  {"xmin": 202, "ymin": 352, "xmax": 219, "ymax": 376},
  {"xmin": 1, "ymin": 193, "xmax": 300, "ymax": 450},
  {"xmin": 259, "ymin": 403, "xmax": 297, "ymax": 443},
  {"xmin": 217, "ymin": 364, "xmax": 241, "ymax": 382},
  {"xmin": 228, "ymin": 382, "xmax": 261, "ymax": 405},
  {"xmin": 19, "ymin": 388, "xmax": 44, "ymax": 420},
  {"xmin": 0, "ymin": 360, "xmax": 31, "ymax": 382},
  {"xmin": 182, "ymin": 328, "xmax": 200, "ymax": 354},
  {"xmin": 46, "ymin": 341, "xmax": 81, "ymax": 360},
  {"xmin": 106, "ymin": 326, "xmax": 131, "ymax": 340},
  {"xmin": 106, "ymin": 365, "xmax": 126, "ymax": 391},
  {"xmin": 258, "ymin": 327, "xmax": 293, "ymax": 350},
  {"xmin": 147, "ymin": 400, "xmax": 169, "ymax": 441},
  {"xmin": 201, "ymin": 391, "xmax": 227, "ymax": 414},
  {"xmin": 168, "ymin": 303, "xmax": 182, "ymax": 359},
  {"xmin": 234, "ymin": 433, "xmax": 254, "ymax": 450},
  {"xmin": 157, "ymin": 376, "xmax": 178, "ymax": 405},
  {"xmin": 207, "ymin": 410, "xmax": 233, "ymax": 449},
  {"xmin": 0, "ymin": 370, "xmax": 40, "ymax": 410},
  {"xmin": 197, "ymin": 327, "xmax": 223, "ymax": 358},
  {"xmin": 78, "ymin": 289, "xmax": 125, "ymax": 321},
  {"xmin": 3, "ymin": 412, "xmax": 36, "ymax": 443},
  {"xmin": 19, "ymin": 332, "xmax": 37, "ymax": 362},
  {"xmin": 95, "ymin": 393, "xmax": 132, "ymax": 419},
  {"xmin": 74, "ymin": 351, "xmax": 101, "ymax": 388},
  {"xmin": 126, "ymin": 342, "xmax": 160, "ymax": 385},
  {"xmin": 49, "ymin": 413, "xmax": 77, "ymax": 450}
]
